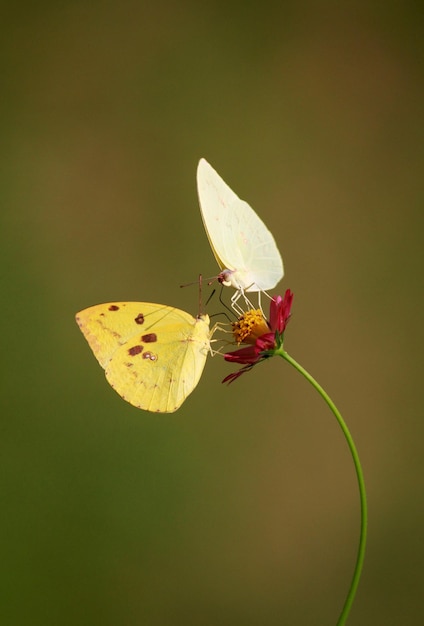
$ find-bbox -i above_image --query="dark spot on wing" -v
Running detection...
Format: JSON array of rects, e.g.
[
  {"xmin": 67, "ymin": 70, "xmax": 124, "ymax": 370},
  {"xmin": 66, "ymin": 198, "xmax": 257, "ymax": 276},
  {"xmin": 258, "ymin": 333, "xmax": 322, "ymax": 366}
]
[
  {"xmin": 128, "ymin": 345, "xmax": 143, "ymax": 356},
  {"xmin": 109, "ymin": 305, "xmax": 120, "ymax": 311},
  {"xmin": 141, "ymin": 333, "xmax": 157, "ymax": 343},
  {"xmin": 134, "ymin": 313, "xmax": 145, "ymax": 325}
]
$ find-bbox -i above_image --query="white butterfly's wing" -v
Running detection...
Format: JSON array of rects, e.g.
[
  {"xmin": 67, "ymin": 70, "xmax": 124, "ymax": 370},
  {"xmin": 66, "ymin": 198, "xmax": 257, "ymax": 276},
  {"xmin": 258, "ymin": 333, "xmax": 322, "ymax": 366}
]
[
  {"xmin": 76, "ymin": 303, "xmax": 210, "ymax": 413},
  {"xmin": 197, "ymin": 158, "xmax": 283, "ymax": 292}
]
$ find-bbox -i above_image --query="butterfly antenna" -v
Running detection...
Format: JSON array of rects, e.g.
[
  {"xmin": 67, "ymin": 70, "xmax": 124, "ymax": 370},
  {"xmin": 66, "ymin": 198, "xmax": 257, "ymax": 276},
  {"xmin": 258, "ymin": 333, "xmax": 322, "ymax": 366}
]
[
  {"xmin": 180, "ymin": 275, "xmax": 217, "ymax": 289},
  {"xmin": 180, "ymin": 279, "xmax": 201, "ymax": 288},
  {"xmin": 206, "ymin": 274, "xmax": 220, "ymax": 286},
  {"xmin": 198, "ymin": 274, "xmax": 203, "ymax": 314}
]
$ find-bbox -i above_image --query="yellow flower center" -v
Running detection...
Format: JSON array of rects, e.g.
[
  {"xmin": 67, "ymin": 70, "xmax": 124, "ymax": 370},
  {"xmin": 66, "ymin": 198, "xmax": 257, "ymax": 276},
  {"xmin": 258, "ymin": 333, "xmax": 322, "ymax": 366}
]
[{"xmin": 232, "ymin": 309, "xmax": 270, "ymax": 345}]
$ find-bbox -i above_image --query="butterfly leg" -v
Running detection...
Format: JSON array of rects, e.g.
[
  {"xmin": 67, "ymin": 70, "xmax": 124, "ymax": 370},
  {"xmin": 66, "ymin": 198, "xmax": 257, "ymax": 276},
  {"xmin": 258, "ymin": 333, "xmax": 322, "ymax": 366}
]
[
  {"xmin": 208, "ymin": 321, "xmax": 233, "ymax": 356},
  {"xmin": 230, "ymin": 288, "xmax": 257, "ymax": 315},
  {"xmin": 230, "ymin": 289, "xmax": 246, "ymax": 315}
]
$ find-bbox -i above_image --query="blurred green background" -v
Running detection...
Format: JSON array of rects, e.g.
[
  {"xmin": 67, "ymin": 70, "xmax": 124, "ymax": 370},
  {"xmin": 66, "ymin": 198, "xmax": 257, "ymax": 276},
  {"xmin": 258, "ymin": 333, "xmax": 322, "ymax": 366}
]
[{"xmin": 1, "ymin": 2, "xmax": 423, "ymax": 625}]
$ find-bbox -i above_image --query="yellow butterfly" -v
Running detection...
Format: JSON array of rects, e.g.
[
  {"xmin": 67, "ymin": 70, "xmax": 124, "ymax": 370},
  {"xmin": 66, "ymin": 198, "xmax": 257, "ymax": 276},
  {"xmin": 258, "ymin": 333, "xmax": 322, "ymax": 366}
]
[{"xmin": 76, "ymin": 302, "xmax": 211, "ymax": 413}]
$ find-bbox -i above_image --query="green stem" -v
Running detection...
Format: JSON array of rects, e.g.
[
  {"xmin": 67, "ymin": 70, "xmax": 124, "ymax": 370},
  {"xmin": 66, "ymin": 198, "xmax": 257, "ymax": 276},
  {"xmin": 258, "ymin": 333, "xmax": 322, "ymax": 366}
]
[{"xmin": 276, "ymin": 348, "xmax": 367, "ymax": 626}]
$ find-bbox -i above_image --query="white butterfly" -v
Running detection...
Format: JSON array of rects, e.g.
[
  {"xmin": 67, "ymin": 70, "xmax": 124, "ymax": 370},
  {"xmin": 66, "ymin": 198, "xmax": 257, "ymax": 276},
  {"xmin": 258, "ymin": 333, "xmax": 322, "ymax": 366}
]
[{"xmin": 197, "ymin": 158, "xmax": 284, "ymax": 310}]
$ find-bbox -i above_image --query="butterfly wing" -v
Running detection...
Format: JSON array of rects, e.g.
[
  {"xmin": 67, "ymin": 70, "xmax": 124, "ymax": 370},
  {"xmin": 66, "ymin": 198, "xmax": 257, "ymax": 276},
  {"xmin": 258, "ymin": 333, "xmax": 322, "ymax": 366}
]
[
  {"xmin": 76, "ymin": 302, "xmax": 210, "ymax": 413},
  {"xmin": 197, "ymin": 158, "xmax": 283, "ymax": 292}
]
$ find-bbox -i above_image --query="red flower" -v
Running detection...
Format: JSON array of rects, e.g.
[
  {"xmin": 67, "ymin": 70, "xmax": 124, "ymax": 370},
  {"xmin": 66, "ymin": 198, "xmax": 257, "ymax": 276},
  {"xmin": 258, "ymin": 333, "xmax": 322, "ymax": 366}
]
[{"xmin": 222, "ymin": 289, "xmax": 293, "ymax": 383}]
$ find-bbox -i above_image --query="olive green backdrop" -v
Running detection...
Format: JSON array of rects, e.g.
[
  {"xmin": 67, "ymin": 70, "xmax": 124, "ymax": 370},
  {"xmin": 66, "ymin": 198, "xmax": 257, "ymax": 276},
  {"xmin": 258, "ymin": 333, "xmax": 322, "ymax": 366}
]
[{"xmin": 1, "ymin": 2, "xmax": 422, "ymax": 625}]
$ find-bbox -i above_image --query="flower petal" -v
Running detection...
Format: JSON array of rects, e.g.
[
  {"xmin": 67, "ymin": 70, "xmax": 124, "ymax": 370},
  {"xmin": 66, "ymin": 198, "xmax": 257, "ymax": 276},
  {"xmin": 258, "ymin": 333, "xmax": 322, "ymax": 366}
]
[
  {"xmin": 224, "ymin": 344, "xmax": 260, "ymax": 364},
  {"xmin": 222, "ymin": 365, "xmax": 254, "ymax": 384},
  {"xmin": 269, "ymin": 295, "xmax": 283, "ymax": 332},
  {"xmin": 269, "ymin": 290, "xmax": 293, "ymax": 333},
  {"xmin": 256, "ymin": 332, "xmax": 277, "ymax": 352}
]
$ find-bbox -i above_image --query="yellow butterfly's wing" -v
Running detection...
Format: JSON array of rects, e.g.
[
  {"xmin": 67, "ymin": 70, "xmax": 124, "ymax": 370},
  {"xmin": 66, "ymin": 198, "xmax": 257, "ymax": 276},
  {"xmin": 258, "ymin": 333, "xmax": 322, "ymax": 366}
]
[{"xmin": 76, "ymin": 302, "xmax": 210, "ymax": 413}]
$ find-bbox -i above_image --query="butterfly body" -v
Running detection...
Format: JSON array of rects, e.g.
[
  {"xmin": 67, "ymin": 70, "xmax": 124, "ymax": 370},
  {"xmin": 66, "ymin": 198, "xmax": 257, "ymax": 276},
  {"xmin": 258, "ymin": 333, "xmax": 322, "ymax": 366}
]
[{"xmin": 76, "ymin": 302, "xmax": 210, "ymax": 413}]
